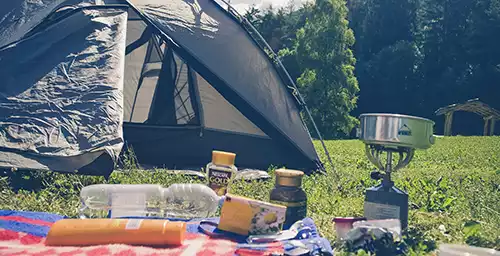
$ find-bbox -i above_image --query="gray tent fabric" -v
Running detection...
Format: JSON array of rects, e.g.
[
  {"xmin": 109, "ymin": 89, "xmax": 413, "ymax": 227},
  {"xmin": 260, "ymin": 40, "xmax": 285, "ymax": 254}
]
[
  {"xmin": 0, "ymin": 6, "xmax": 128, "ymax": 174},
  {"xmin": 0, "ymin": 0, "xmax": 104, "ymax": 48},
  {"xmin": 0, "ymin": 0, "xmax": 325, "ymax": 175},
  {"xmin": 128, "ymin": 0, "xmax": 318, "ymax": 162},
  {"xmin": 195, "ymin": 70, "xmax": 267, "ymax": 136}
]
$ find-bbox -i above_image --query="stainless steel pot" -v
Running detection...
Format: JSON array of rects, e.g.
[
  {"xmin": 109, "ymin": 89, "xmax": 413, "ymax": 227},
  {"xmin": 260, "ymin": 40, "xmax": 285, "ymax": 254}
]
[{"xmin": 358, "ymin": 113, "xmax": 436, "ymax": 150}]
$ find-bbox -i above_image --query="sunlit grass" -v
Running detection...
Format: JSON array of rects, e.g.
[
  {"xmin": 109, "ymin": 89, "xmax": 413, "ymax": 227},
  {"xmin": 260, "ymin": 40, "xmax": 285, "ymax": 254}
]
[{"xmin": 1, "ymin": 136, "xmax": 499, "ymax": 254}]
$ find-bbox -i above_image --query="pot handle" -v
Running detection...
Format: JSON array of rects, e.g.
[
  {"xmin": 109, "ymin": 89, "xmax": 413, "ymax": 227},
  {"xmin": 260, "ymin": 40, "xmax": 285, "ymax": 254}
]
[{"xmin": 429, "ymin": 135, "xmax": 436, "ymax": 145}]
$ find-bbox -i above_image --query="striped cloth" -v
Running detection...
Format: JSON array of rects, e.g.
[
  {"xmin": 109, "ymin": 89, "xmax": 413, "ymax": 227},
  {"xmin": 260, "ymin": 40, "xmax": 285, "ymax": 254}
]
[{"xmin": 0, "ymin": 210, "xmax": 332, "ymax": 256}]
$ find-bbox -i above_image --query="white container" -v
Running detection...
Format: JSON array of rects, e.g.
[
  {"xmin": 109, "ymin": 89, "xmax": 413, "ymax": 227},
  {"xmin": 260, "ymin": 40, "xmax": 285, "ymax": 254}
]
[
  {"xmin": 79, "ymin": 183, "xmax": 221, "ymax": 219},
  {"xmin": 438, "ymin": 244, "xmax": 500, "ymax": 256}
]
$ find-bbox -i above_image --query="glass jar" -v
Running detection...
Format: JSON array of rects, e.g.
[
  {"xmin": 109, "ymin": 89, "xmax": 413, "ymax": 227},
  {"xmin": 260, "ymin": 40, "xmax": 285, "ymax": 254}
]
[
  {"xmin": 269, "ymin": 168, "xmax": 307, "ymax": 229},
  {"xmin": 206, "ymin": 150, "xmax": 237, "ymax": 196}
]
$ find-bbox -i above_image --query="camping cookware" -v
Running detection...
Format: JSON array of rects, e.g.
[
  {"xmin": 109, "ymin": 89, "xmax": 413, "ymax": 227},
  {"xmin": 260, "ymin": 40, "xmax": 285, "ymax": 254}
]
[{"xmin": 358, "ymin": 113, "xmax": 436, "ymax": 150}]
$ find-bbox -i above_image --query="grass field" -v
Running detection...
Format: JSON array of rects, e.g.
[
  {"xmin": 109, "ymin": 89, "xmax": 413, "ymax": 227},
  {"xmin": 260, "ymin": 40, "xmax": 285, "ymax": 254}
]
[{"xmin": 1, "ymin": 136, "xmax": 499, "ymax": 255}]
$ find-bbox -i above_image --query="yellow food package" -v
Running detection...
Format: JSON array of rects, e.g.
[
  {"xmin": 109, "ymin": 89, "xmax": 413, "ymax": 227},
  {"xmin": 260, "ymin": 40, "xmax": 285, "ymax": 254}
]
[{"xmin": 218, "ymin": 193, "xmax": 287, "ymax": 236}]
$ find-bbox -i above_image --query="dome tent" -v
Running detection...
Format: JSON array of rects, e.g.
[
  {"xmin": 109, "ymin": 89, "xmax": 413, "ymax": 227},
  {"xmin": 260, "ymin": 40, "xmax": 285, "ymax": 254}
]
[{"xmin": 0, "ymin": 0, "xmax": 330, "ymax": 177}]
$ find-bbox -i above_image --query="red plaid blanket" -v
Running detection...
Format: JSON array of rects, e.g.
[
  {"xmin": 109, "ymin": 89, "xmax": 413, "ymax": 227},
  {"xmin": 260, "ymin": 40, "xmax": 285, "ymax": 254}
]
[{"xmin": 0, "ymin": 210, "xmax": 287, "ymax": 256}]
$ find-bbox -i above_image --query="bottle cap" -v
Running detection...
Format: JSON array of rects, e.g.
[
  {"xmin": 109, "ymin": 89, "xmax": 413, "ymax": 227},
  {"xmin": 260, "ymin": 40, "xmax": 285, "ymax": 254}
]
[
  {"xmin": 275, "ymin": 168, "xmax": 304, "ymax": 187},
  {"xmin": 212, "ymin": 150, "xmax": 236, "ymax": 166}
]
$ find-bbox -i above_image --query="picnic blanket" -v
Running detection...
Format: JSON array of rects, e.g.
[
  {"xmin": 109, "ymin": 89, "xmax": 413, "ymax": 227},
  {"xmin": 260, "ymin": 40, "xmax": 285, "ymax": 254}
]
[{"xmin": 0, "ymin": 210, "xmax": 333, "ymax": 256}]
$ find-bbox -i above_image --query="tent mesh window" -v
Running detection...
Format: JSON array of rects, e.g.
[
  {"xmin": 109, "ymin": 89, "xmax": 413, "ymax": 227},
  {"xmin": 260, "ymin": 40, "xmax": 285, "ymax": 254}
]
[
  {"xmin": 123, "ymin": 12, "xmax": 199, "ymax": 126},
  {"xmin": 122, "ymin": 8, "xmax": 267, "ymax": 138}
]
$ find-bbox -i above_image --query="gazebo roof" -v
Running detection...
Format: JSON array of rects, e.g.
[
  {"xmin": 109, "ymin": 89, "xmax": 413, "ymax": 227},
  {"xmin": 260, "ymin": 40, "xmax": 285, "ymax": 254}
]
[{"xmin": 435, "ymin": 98, "xmax": 500, "ymax": 120}]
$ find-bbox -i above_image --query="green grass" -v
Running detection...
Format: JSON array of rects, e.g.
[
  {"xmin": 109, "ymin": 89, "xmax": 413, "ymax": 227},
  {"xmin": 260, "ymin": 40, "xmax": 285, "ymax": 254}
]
[{"xmin": 1, "ymin": 136, "xmax": 499, "ymax": 255}]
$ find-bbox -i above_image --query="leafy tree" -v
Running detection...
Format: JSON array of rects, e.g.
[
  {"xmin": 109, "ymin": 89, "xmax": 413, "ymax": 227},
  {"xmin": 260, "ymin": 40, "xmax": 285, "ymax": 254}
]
[
  {"xmin": 418, "ymin": 0, "xmax": 475, "ymax": 114},
  {"xmin": 282, "ymin": 0, "xmax": 359, "ymax": 138},
  {"xmin": 243, "ymin": 5, "xmax": 263, "ymax": 26},
  {"xmin": 349, "ymin": 0, "xmax": 421, "ymax": 119},
  {"xmin": 354, "ymin": 0, "xmax": 418, "ymax": 61},
  {"xmin": 355, "ymin": 41, "xmax": 423, "ymax": 116},
  {"xmin": 244, "ymin": 0, "xmax": 500, "ymax": 137},
  {"xmin": 464, "ymin": 0, "xmax": 500, "ymax": 109}
]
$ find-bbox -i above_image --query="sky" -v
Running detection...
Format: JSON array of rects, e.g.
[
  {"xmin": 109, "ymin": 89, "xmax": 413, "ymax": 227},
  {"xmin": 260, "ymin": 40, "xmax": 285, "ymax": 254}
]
[{"xmin": 227, "ymin": 0, "xmax": 309, "ymax": 14}]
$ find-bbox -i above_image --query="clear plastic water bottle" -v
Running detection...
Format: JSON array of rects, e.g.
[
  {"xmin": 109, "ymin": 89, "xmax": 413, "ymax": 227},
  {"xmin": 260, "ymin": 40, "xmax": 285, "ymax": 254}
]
[
  {"xmin": 79, "ymin": 183, "xmax": 221, "ymax": 219},
  {"xmin": 79, "ymin": 184, "xmax": 163, "ymax": 218},
  {"xmin": 162, "ymin": 184, "xmax": 221, "ymax": 219}
]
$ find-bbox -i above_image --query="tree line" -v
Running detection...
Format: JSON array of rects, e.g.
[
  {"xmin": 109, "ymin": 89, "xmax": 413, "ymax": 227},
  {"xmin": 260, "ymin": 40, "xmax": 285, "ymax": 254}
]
[{"xmin": 243, "ymin": 0, "xmax": 500, "ymax": 138}]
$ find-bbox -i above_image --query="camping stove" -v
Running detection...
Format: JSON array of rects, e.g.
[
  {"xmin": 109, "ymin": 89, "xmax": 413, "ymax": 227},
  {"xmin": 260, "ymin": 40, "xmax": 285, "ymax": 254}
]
[{"xmin": 357, "ymin": 114, "xmax": 436, "ymax": 229}]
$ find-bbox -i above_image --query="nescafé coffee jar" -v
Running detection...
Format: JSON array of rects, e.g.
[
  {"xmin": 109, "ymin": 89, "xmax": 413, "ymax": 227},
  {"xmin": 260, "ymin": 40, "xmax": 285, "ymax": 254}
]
[
  {"xmin": 206, "ymin": 150, "xmax": 237, "ymax": 196},
  {"xmin": 269, "ymin": 169, "xmax": 307, "ymax": 229}
]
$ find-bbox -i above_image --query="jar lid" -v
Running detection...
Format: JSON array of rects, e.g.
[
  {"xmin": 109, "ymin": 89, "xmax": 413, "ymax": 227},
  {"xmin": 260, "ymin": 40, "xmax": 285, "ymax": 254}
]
[
  {"xmin": 275, "ymin": 169, "xmax": 304, "ymax": 177},
  {"xmin": 212, "ymin": 150, "xmax": 236, "ymax": 166},
  {"xmin": 275, "ymin": 169, "xmax": 304, "ymax": 187}
]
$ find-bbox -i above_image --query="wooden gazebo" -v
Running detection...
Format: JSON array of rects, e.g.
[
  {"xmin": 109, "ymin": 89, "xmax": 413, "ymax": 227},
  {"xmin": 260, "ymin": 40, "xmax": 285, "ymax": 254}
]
[{"xmin": 435, "ymin": 98, "xmax": 500, "ymax": 136}]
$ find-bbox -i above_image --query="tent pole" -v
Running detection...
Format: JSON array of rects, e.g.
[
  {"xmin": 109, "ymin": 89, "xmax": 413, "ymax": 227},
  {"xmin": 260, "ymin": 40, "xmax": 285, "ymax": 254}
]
[
  {"xmin": 276, "ymin": 60, "xmax": 334, "ymax": 174},
  {"xmin": 275, "ymin": 58, "xmax": 334, "ymax": 175},
  {"xmin": 303, "ymin": 102, "xmax": 335, "ymax": 175}
]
